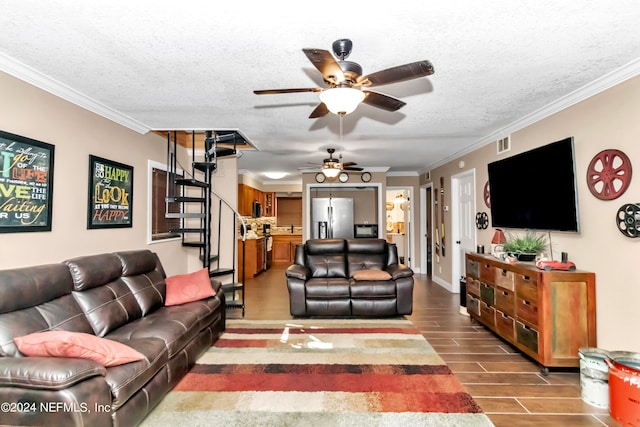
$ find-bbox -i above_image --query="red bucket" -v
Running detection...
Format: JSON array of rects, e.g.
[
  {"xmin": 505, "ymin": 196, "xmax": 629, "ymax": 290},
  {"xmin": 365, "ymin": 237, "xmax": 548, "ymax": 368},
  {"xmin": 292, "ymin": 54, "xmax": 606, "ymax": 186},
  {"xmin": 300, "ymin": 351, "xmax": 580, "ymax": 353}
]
[{"xmin": 606, "ymin": 353, "xmax": 640, "ymax": 427}]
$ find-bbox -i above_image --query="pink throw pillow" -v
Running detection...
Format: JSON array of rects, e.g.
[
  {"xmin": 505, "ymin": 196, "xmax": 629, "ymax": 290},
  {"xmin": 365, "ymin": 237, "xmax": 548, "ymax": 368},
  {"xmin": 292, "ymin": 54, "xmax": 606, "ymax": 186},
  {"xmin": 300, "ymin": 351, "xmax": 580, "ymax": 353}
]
[
  {"xmin": 165, "ymin": 268, "xmax": 215, "ymax": 306},
  {"xmin": 14, "ymin": 331, "xmax": 145, "ymax": 367},
  {"xmin": 351, "ymin": 269, "xmax": 392, "ymax": 281}
]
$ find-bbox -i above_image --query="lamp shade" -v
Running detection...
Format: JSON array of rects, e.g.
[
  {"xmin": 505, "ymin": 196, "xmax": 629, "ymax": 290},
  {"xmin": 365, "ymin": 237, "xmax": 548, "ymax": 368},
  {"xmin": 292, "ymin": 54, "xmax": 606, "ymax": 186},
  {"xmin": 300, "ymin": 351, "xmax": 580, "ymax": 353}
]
[
  {"xmin": 319, "ymin": 87, "xmax": 365, "ymax": 115},
  {"xmin": 491, "ymin": 229, "xmax": 506, "ymax": 244},
  {"xmin": 322, "ymin": 165, "xmax": 341, "ymax": 178}
]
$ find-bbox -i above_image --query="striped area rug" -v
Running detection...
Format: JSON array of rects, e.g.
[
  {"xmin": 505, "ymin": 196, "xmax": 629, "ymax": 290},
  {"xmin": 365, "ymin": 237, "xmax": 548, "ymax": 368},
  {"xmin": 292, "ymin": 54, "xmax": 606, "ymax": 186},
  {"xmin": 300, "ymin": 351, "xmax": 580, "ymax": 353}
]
[{"xmin": 141, "ymin": 319, "xmax": 493, "ymax": 427}]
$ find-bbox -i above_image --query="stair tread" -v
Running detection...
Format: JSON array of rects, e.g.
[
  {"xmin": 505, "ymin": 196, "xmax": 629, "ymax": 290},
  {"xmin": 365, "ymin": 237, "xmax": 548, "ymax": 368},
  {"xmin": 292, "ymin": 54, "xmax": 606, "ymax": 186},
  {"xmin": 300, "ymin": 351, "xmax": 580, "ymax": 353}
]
[
  {"xmin": 221, "ymin": 283, "xmax": 244, "ymax": 292},
  {"xmin": 165, "ymin": 212, "xmax": 205, "ymax": 219},
  {"xmin": 166, "ymin": 196, "xmax": 205, "ymax": 203},
  {"xmin": 175, "ymin": 178, "xmax": 208, "ymax": 188},
  {"xmin": 181, "ymin": 241, "xmax": 206, "ymax": 248},
  {"xmin": 209, "ymin": 268, "xmax": 234, "ymax": 277}
]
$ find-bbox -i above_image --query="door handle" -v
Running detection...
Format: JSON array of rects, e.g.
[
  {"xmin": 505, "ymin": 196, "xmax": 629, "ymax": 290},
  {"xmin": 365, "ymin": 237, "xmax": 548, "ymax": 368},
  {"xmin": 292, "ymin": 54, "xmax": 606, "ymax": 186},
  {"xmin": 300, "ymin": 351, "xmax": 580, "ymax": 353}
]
[{"xmin": 456, "ymin": 240, "xmax": 461, "ymax": 244}]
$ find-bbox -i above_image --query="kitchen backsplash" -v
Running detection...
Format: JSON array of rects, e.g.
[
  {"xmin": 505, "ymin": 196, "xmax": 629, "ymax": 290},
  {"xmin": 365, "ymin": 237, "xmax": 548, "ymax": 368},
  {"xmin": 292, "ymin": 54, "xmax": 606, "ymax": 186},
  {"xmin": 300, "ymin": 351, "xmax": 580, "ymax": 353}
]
[{"xmin": 237, "ymin": 216, "xmax": 302, "ymax": 237}]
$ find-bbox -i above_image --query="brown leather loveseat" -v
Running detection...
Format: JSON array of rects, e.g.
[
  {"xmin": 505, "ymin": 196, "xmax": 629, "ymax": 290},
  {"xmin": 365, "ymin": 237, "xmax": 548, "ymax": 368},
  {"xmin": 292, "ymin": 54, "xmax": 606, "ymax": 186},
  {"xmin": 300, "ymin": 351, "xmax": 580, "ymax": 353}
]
[
  {"xmin": 0, "ymin": 250, "xmax": 225, "ymax": 427},
  {"xmin": 286, "ymin": 238, "xmax": 414, "ymax": 317}
]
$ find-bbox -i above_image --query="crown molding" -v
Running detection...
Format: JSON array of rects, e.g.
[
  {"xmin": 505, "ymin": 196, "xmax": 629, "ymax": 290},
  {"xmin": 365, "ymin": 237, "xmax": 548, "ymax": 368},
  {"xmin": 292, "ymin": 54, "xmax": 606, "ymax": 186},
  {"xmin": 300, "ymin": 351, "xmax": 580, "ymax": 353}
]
[
  {"xmin": 422, "ymin": 57, "xmax": 640, "ymax": 173},
  {"xmin": 0, "ymin": 52, "xmax": 151, "ymax": 134}
]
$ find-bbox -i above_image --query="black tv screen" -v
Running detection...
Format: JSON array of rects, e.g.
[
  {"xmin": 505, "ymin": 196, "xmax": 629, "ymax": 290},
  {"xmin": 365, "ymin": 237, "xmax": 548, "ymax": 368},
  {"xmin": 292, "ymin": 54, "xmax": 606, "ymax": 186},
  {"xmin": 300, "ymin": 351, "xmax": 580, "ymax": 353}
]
[{"xmin": 487, "ymin": 137, "xmax": 580, "ymax": 232}]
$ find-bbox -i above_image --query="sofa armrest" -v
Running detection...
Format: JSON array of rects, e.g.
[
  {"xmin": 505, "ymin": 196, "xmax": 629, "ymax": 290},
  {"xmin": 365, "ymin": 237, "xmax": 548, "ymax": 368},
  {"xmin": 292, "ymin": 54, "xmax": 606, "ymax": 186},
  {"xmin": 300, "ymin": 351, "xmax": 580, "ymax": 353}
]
[
  {"xmin": 386, "ymin": 264, "xmax": 414, "ymax": 280},
  {"xmin": 0, "ymin": 357, "xmax": 106, "ymax": 390},
  {"xmin": 285, "ymin": 264, "xmax": 311, "ymax": 281}
]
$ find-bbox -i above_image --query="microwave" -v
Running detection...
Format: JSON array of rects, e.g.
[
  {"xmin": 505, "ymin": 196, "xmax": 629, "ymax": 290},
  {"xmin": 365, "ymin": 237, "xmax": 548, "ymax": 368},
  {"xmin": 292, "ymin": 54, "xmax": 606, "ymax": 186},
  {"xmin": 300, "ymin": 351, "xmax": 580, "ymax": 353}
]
[{"xmin": 354, "ymin": 224, "xmax": 378, "ymax": 238}]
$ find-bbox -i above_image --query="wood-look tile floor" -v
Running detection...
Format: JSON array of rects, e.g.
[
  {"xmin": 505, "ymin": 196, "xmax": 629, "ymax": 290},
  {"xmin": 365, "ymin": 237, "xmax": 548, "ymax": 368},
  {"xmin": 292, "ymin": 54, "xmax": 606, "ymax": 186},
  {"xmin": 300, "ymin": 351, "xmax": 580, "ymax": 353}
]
[{"xmin": 227, "ymin": 265, "xmax": 621, "ymax": 427}]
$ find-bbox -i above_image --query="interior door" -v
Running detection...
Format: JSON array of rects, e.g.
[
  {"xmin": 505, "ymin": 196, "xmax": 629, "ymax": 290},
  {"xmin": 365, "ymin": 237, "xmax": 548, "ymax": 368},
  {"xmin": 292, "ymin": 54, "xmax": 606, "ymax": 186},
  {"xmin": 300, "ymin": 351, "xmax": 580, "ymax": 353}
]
[{"xmin": 452, "ymin": 170, "xmax": 476, "ymax": 292}]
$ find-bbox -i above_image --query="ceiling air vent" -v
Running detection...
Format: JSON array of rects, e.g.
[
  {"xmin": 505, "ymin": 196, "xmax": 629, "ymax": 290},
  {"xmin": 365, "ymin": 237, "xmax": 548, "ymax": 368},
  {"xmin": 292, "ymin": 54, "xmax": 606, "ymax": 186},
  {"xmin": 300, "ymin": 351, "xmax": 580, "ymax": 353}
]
[{"xmin": 497, "ymin": 136, "xmax": 511, "ymax": 154}]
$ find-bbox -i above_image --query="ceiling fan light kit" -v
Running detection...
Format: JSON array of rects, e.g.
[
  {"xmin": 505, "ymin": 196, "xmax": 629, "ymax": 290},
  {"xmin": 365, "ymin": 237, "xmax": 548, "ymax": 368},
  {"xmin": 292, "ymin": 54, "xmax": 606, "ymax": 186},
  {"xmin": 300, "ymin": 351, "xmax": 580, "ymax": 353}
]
[
  {"xmin": 322, "ymin": 165, "xmax": 341, "ymax": 178},
  {"xmin": 253, "ymin": 38, "xmax": 434, "ymax": 118},
  {"xmin": 318, "ymin": 87, "xmax": 365, "ymax": 115}
]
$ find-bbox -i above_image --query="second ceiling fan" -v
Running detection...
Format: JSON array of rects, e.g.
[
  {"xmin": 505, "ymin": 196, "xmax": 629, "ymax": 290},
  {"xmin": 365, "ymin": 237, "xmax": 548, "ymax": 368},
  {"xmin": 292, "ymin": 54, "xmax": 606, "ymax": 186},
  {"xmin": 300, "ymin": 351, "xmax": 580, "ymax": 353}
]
[{"xmin": 253, "ymin": 39, "xmax": 434, "ymax": 118}]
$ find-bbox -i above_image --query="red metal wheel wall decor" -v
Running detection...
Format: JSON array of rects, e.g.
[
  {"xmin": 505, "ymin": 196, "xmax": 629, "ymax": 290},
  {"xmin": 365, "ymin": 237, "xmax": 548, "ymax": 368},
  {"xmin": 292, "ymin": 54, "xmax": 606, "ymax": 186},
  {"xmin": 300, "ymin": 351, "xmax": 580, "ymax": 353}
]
[
  {"xmin": 586, "ymin": 149, "xmax": 632, "ymax": 200},
  {"xmin": 483, "ymin": 180, "xmax": 491, "ymax": 208}
]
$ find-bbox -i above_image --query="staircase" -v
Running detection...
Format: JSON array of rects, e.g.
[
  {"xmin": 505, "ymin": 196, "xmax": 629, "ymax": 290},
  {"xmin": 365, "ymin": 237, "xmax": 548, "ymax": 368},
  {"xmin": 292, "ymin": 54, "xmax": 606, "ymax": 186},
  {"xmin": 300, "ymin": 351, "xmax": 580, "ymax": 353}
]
[{"xmin": 164, "ymin": 130, "xmax": 246, "ymax": 316}]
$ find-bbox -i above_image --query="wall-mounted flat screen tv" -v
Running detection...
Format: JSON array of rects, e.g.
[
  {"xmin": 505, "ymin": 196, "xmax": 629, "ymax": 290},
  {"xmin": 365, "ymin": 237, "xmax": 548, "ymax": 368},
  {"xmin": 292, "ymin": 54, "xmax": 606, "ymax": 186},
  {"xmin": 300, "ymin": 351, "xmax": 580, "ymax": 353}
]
[{"xmin": 487, "ymin": 137, "xmax": 580, "ymax": 232}]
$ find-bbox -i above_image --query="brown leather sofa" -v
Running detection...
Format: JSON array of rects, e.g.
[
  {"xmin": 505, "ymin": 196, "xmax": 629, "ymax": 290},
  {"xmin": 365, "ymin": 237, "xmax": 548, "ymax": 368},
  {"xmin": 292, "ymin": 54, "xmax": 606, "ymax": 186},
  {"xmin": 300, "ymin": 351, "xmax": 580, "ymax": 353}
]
[
  {"xmin": 0, "ymin": 250, "xmax": 225, "ymax": 427},
  {"xmin": 286, "ymin": 238, "xmax": 414, "ymax": 317}
]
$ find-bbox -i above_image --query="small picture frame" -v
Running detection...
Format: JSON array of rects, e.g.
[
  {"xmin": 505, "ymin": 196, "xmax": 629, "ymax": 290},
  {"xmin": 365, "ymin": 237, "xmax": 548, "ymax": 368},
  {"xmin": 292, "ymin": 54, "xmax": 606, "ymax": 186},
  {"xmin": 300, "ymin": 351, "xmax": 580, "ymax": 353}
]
[
  {"xmin": 87, "ymin": 155, "xmax": 133, "ymax": 229},
  {"xmin": 0, "ymin": 130, "xmax": 55, "ymax": 233}
]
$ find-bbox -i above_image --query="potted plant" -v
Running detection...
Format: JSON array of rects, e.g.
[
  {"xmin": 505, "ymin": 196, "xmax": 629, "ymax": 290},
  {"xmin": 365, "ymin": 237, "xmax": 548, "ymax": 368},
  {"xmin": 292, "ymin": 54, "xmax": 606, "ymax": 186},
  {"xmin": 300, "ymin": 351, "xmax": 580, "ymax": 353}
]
[{"xmin": 503, "ymin": 231, "xmax": 547, "ymax": 262}]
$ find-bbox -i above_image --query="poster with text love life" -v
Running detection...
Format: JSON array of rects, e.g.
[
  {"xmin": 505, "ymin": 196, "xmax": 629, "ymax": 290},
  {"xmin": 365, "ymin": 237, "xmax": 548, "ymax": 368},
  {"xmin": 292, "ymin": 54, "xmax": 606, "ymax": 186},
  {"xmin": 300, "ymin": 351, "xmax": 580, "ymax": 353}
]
[
  {"xmin": 88, "ymin": 155, "xmax": 133, "ymax": 229},
  {"xmin": 0, "ymin": 131, "xmax": 54, "ymax": 233}
]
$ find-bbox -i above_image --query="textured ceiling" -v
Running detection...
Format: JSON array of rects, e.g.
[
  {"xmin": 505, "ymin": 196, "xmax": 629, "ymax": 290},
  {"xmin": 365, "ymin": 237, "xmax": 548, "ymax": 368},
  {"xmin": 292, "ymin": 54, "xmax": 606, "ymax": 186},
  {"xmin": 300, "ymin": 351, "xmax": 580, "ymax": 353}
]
[{"xmin": 1, "ymin": 1, "xmax": 639, "ymax": 183}]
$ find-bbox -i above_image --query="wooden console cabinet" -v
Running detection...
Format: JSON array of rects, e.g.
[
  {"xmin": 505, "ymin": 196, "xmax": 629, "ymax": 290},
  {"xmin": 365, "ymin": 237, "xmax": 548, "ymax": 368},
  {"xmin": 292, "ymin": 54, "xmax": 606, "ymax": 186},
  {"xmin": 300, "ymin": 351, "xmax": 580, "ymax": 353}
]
[{"xmin": 465, "ymin": 253, "xmax": 596, "ymax": 370}]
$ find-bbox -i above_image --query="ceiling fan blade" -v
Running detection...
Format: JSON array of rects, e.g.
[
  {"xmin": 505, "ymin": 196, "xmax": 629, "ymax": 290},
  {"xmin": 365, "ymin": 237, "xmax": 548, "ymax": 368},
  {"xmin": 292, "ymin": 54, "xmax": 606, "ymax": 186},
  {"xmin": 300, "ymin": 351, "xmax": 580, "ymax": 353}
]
[
  {"xmin": 254, "ymin": 88, "xmax": 322, "ymax": 95},
  {"xmin": 362, "ymin": 90, "xmax": 406, "ymax": 112},
  {"xmin": 309, "ymin": 102, "xmax": 329, "ymax": 119},
  {"xmin": 359, "ymin": 60, "xmax": 434, "ymax": 87},
  {"xmin": 302, "ymin": 48, "xmax": 345, "ymax": 84},
  {"xmin": 342, "ymin": 161, "xmax": 358, "ymax": 167},
  {"xmin": 344, "ymin": 166, "xmax": 364, "ymax": 171}
]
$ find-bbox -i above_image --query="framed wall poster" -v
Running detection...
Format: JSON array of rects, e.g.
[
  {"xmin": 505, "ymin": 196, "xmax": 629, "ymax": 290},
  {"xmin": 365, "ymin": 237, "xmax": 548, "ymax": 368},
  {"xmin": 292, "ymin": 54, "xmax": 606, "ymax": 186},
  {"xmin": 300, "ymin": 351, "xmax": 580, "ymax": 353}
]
[
  {"xmin": 88, "ymin": 155, "xmax": 133, "ymax": 229},
  {"xmin": 0, "ymin": 130, "xmax": 55, "ymax": 233}
]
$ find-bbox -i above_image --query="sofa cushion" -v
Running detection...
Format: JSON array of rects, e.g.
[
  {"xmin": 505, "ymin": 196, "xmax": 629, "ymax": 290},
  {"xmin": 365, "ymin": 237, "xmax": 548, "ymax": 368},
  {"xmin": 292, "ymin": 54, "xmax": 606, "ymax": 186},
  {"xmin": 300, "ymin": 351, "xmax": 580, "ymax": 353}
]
[
  {"xmin": 107, "ymin": 297, "xmax": 220, "ymax": 358},
  {"xmin": 351, "ymin": 269, "xmax": 392, "ymax": 281},
  {"xmin": 14, "ymin": 331, "xmax": 145, "ymax": 367},
  {"xmin": 350, "ymin": 281, "xmax": 397, "ymax": 297},
  {"xmin": 0, "ymin": 264, "xmax": 94, "ymax": 357},
  {"xmin": 117, "ymin": 250, "xmax": 165, "ymax": 315},
  {"xmin": 305, "ymin": 278, "xmax": 350, "ymax": 298},
  {"xmin": 304, "ymin": 239, "xmax": 347, "ymax": 278},
  {"xmin": 103, "ymin": 337, "xmax": 168, "ymax": 410},
  {"xmin": 347, "ymin": 239, "xmax": 387, "ymax": 274},
  {"xmin": 66, "ymin": 254, "xmax": 143, "ymax": 337},
  {"xmin": 165, "ymin": 268, "xmax": 215, "ymax": 306}
]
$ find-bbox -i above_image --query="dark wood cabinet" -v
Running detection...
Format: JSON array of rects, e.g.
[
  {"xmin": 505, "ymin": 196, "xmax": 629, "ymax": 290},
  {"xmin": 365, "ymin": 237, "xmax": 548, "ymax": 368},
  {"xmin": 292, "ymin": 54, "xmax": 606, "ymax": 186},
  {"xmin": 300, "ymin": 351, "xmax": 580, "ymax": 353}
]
[{"xmin": 465, "ymin": 253, "xmax": 596, "ymax": 369}]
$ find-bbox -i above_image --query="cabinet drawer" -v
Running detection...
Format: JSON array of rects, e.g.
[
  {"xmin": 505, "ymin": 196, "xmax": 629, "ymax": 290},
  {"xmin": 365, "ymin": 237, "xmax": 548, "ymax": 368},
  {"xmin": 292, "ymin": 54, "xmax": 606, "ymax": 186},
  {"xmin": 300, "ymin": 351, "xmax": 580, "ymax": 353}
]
[
  {"xmin": 480, "ymin": 262, "xmax": 493, "ymax": 282},
  {"xmin": 516, "ymin": 298, "xmax": 539, "ymax": 326},
  {"xmin": 495, "ymin": 268, "xmax": 515, "ymax": 291},
  {"xmin": 496, "ymin": 310, "xmax": 515, "ymax": 340},
  {"xmin": 466, "ymin": 258, "xmax": 480, "ymax": 278},
  {"xmin": 516, "ymin": 321, "xmax": 539, "ymax": 353},
  {"xmin": 480, "ymin": 283, "xmax": 495, "ymax": 305},
  {"xmin": 480, "ymin": 302, "xmax": 495, "ymax": 327},
  {"xmin": 495, "ymin": 288, "xmax": 514, "ymax": 313},
  {"xmin": 466, "ymin": 277, "xmax": 480, "ymax": 297},
  {"xmin": 515, "ymin": 273, "xmax": 538, "ymax": 303},
  {"xmin": 467, "ymin": 294, "xmax": 480, "ymax": 316}
]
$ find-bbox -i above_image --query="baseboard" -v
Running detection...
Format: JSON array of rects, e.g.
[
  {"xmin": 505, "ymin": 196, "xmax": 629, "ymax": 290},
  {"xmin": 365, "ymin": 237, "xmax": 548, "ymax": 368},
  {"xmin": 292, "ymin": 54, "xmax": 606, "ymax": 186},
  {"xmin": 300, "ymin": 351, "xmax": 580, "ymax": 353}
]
[{"xmin": 432, "ymin": 275, "xmax": 453, "ymax": 292}]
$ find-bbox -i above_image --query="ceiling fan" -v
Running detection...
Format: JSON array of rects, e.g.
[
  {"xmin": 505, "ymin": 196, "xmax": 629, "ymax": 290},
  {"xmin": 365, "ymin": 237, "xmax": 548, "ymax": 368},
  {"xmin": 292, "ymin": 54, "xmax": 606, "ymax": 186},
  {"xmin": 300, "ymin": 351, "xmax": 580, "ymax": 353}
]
[
  {"xmin": 253, "ymin": 39, "xmax": 434, "ymax": 118},
  {"xmin": 300, "ymin": 148, "xmax": 363, "ymax": 178}
]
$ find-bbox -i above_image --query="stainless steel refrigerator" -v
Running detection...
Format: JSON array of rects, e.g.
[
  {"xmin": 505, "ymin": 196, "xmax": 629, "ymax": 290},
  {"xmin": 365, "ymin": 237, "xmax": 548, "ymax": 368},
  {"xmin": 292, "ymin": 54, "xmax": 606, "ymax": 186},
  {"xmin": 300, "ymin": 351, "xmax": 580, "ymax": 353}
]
[{"xmin": 311, "ymin": 198, "xmax": 354, "ymax": 239}]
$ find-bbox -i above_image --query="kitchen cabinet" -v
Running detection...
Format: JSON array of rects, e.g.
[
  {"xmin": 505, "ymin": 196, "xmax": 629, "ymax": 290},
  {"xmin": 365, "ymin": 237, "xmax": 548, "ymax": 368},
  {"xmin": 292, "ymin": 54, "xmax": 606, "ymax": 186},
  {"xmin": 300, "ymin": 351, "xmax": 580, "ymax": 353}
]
[
  {"xmin": 237, "ymin": 237, "xmax": 265, "ymax": 279},
  {"xmin": 238, "ymin": 184, "xmax": 265, "ymax": 217},
  {"xmin": 264, "ymin": 192, "xmax": 275, "ymax": 217},
  {"xmin": 272, "ymin": 235, "xmax": 302, "ymax": 264},
  {"xmin": 465, "ymin": 253, "xmax": 596, "ymax": 371}
]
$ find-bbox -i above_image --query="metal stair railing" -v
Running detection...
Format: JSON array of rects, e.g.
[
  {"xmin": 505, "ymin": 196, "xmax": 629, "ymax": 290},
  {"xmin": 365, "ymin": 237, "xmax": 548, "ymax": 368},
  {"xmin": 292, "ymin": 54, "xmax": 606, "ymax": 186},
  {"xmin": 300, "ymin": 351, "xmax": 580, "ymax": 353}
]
[{"xmin": 164, "ymin": 130, "xmax": 246, "ymax": 316}]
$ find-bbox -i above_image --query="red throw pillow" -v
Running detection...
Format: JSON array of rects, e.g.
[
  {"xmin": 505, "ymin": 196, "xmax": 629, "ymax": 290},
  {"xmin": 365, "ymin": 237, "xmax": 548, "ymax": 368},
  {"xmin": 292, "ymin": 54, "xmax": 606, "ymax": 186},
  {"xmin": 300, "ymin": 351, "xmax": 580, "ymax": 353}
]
[
  {"xmin": 165, "ymin": 268, "xmax": 215, "ymax": 306},
  {"xmin": 351, "ymin": 269, "xmax": 392, "ymax": 281},
  {"xmin": 14, "ymin": 331, "xmax": 145, "ymax": 367}
]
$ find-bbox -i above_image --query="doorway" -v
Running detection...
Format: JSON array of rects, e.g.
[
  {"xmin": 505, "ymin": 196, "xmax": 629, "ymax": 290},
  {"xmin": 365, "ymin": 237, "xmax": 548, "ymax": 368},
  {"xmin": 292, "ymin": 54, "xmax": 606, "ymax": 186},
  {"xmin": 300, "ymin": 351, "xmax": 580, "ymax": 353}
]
[
  {"xmin": 386, "ymin": 187, "xmax": 413, "ymax": 268},
  {"xmin": 451, "ymin": 170, "xmax": 476, "ymax": 293}
]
